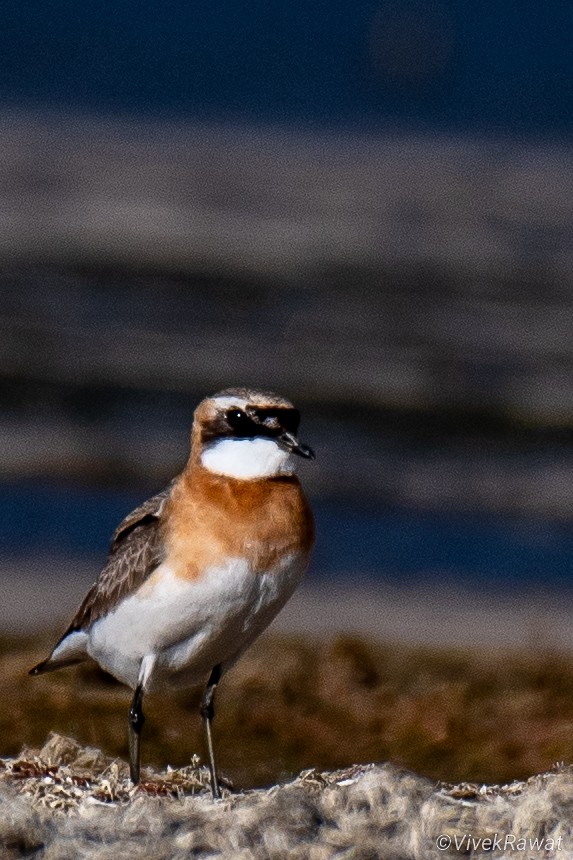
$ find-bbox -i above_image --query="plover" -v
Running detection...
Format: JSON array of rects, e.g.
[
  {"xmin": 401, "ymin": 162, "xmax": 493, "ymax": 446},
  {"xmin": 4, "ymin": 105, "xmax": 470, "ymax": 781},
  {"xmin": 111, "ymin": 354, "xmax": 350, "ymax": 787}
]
[{"xmin": 30, "ymin": 388, "xmax": 315, "ymax": 798}]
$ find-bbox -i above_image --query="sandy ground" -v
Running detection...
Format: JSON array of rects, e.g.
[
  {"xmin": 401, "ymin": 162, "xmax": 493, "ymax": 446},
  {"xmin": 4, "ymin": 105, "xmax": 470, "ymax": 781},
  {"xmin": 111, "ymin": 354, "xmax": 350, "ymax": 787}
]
[{"xmin": 4, "ymin": 553, "xmax": 573, "ymax": 653}]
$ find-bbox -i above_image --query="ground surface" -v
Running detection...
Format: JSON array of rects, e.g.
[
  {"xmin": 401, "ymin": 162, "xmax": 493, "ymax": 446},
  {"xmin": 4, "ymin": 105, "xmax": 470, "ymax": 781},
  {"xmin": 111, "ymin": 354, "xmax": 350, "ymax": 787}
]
[{"xmin": 1, "ymin": 734, "xmax": 572, "ymax": 860}]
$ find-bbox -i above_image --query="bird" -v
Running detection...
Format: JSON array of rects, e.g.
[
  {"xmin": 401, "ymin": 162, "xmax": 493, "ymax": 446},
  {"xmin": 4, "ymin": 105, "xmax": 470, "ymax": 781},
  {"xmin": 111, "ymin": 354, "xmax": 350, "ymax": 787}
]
[{"xmin": 29, "ymin": 387, "xmax": 315, "ymax": 798}]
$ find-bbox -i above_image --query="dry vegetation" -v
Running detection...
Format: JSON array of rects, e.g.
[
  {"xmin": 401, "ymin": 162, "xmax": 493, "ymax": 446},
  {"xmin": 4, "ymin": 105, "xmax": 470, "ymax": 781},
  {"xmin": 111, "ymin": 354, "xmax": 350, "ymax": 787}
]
[{"xmin": 5, "ymin": 631, "xmax": 573, "ymax": 791}]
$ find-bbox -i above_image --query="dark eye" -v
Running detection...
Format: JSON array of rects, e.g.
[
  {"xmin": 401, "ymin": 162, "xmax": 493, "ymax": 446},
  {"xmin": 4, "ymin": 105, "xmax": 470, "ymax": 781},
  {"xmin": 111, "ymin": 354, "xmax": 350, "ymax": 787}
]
[{"xmin": 226, "ymin": 408, "xmax": 246, "ymax": 429}]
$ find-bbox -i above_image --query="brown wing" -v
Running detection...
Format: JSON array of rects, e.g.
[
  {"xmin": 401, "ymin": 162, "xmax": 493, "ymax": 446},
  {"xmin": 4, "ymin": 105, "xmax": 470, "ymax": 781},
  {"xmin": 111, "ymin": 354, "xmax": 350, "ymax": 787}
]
[
  {"xmin": 109, "ymin": 481, "xmax": 174, "ymax": 547},
  {"xmin": 65, "ymin": 482, "xmax": 174, "ymax": 634},
  {"xmin": 29, "ymin": 483, "xmax": 176, "ymax": 676}
]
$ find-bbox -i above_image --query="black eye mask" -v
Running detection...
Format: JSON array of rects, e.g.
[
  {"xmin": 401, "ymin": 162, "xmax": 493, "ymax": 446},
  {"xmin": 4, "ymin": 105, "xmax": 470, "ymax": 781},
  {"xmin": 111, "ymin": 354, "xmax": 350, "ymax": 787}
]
[
  {"xmin": 226, "ymin": 407, "xmax": 300, "ymax": 438},
  {"xmin": 225, "ymin": 408, "xmax": 260, "ymax": 437},
  {"xmin": 251, "ymin": 408, "xmax": 300, "ymax": 435}
]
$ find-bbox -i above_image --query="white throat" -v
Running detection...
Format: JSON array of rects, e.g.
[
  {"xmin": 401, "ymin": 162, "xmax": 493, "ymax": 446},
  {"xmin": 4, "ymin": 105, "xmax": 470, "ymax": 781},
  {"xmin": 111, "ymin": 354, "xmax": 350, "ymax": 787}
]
[{"xmin": 201, "ymin": 437, "xmax": 294, "ymax": 479}]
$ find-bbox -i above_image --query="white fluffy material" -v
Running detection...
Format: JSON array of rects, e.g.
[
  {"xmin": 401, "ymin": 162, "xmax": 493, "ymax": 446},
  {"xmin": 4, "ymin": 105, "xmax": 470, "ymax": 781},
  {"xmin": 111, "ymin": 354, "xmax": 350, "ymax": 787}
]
[
  {"xmin": 201, "ymin": 437, "xmax": 294, "ymax": 479},
  {"xmin": 3, "ymin": 748, "xmax": 573, "ymax": 859}
]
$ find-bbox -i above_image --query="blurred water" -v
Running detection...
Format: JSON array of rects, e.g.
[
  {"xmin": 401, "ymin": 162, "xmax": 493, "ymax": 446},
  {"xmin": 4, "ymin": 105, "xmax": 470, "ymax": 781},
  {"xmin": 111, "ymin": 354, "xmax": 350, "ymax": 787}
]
[
  {"xmin": 4, "ymin": 479, "xmax": 573, "ymax": 587},
  {"xmin": 1, "ymin": 1, "xmax": 572, "ymax": 135}
]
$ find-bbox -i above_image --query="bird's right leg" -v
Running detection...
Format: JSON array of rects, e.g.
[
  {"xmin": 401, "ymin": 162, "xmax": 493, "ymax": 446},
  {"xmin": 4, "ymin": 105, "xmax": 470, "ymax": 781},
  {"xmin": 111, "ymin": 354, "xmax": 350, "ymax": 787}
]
[
  {"xmin": 200, "ymin": 664, "xmax": 222, "ymax": 799},
  {"xmin": 128, "ymin": 683, "xmax": 145, "ymax": 784}
]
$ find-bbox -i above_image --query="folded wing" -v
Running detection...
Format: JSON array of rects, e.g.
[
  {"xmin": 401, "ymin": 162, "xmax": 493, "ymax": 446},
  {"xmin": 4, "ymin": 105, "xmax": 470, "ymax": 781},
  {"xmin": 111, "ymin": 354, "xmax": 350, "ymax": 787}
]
[{"xmin": 29, "ymin": 483, "xmax": 174, "ymax": 675}]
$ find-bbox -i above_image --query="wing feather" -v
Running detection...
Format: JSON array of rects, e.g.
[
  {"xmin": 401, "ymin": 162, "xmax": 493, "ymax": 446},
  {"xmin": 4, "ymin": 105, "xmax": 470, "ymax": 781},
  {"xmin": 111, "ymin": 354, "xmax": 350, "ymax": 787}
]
[
  {"xmin": 110, "ymin": 481, "xmax": 174, "ymax": 546},
  {"xmin": 30, "ymin": 481, "xmax": 174, "ymax": 675},
  {"xmin": 69, "ymin": 482, "xmax": 174, "ymax": 631},
  {"xmin": 30, "ymin": 483, "xmax": 175, "ymax": 674}
]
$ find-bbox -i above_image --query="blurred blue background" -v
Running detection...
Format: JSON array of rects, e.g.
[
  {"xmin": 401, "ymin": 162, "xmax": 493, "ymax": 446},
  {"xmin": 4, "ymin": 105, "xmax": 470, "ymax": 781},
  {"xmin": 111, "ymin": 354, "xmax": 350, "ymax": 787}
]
[
  {"xmin": 1, "ymin": 0, "xmax": 573, "ymax": 645},
  {"xmin": 1, "ymin": 0, "xmax": 572, "ymax": 135}
]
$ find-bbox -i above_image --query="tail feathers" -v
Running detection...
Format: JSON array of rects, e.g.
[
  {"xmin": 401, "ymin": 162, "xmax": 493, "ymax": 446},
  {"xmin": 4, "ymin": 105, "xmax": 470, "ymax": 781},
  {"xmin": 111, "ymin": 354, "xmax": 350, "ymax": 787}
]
[
  {"xmin": 28, "ymin": 629, "xmax": 89, "ymax": 677},
  {"xmin": 29, "ymin": 655, "xmax": 85, "ymax": 676}
]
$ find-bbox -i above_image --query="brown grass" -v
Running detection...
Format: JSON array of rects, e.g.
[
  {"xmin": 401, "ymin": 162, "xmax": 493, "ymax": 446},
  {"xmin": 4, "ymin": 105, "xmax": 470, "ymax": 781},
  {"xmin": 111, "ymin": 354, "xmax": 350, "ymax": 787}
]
[{"xmin": 4, "ymin": 632, "xmax": 573, "ymax": 791}]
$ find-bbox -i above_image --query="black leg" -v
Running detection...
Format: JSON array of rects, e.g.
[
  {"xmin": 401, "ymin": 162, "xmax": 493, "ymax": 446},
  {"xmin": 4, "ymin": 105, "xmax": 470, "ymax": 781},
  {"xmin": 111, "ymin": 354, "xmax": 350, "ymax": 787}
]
[
  {"xmin": 128, "ymin": 683, "xmax": 145, "ymax": 784},
  {"xmin": 200, "ymin": 664, "xmax": 222, "ymax": 799}
]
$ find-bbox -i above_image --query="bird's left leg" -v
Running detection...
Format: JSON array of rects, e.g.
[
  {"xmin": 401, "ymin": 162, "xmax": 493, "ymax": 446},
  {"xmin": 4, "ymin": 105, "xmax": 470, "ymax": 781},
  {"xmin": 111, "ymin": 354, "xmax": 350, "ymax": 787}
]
[
  {"xmin": 200, "ymin": 664, "xmax": 222, "ymax": 799},
  {"xmin": 128, "ymin": 683, "xmax": 145, "ymax": 784},
  {"xmin": 128, "ymin": 655, "xmax": 154, "ymax": 784}
]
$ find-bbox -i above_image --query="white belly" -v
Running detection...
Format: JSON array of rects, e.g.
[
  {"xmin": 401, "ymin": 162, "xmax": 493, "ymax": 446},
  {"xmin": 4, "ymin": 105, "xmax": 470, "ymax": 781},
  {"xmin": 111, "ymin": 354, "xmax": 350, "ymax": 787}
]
[{"xmin": 87, "ymin": 552, "xmax": 308, "ymax": 691}]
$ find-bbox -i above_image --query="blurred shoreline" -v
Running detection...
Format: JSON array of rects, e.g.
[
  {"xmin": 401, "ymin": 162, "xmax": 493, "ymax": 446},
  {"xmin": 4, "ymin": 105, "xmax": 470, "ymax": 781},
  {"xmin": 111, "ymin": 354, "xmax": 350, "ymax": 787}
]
[
  {"xmin": 1, "ymin": 110, "xmax": 572, "ymax": 278},
  {"xmin": 3, "ymin": 113, "xmax": 573, "ymax": 445}
]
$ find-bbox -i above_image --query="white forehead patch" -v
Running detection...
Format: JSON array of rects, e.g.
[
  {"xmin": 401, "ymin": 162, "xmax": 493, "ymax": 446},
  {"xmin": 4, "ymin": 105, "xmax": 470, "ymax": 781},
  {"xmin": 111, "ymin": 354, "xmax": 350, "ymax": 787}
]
[
  {"xmin": 201, "ymin": 437, "xmax": 295, "ymax": 479},
  {"xmin": 210, "ymin": 393, "xmax": 293, "ymax": 413},
  {"xmin": 210, "ymin": 395, "xmax": 250, "ymax": 412}
]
